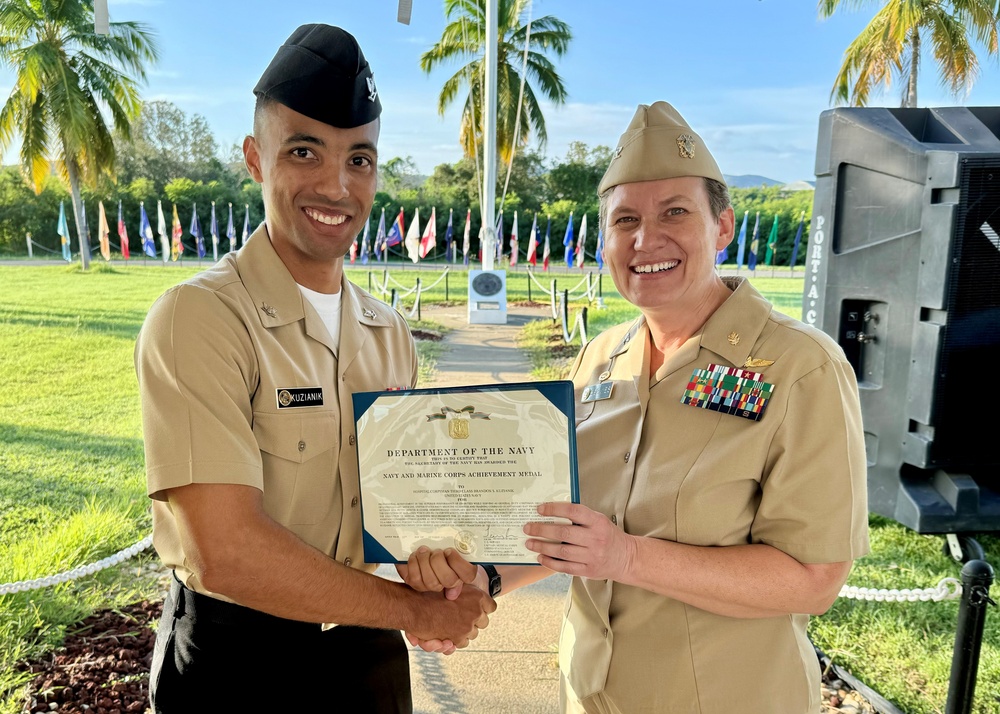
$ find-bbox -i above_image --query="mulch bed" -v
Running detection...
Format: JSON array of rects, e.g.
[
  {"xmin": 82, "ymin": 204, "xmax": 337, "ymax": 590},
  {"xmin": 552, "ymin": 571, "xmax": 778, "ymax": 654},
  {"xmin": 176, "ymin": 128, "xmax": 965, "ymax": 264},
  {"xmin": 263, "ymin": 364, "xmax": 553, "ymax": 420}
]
[{"xmin": 18, "ymin": 600, "xmax": 161, "ymax": 714}]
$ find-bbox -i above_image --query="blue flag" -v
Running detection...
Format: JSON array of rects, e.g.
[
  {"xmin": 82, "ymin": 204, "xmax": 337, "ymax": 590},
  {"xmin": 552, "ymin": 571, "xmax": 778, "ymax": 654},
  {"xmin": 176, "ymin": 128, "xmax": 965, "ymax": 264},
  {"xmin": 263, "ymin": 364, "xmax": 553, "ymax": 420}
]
[
  {"xmin": 57, "ymin": 201, "xmax": 71, "ymax": 261},
  {"xmin": 190, "ymin": 204, "xmax": 206, "ymax": 258},
  {"xmin": 373, "ymin": 208, "xmax": 387, "ymax": 260},
  {"xmin": 716, "ymin": 245, "xmax": 729, "ymax": 265},
  {"xmin": 386, "ymin": 208, "xmax": 404, "ymax": 248},
  {"xmin": 790, "ymin": 211, "xmax": 805, "ymax": 268},
  {"xmin": 747, "ymin": 212, "xmax": 760, "ymax": 271},
  {"xmin": 734, "ymin": 211, "xmax": 748, "ymax": 269},
  {"xmin": 563, "ymin": 212, "xmax": 575, "ymax": 268},
  {"xmin": 595, "ymin": 229, "xmax": 604, "ymax": 270},
  {"xmin": 140, "ymin": 202, "xmax": 156, "ymax": 258},
  {"xmin": 444, "ymin": 208, "xmax": 455, "ymax": 262}
]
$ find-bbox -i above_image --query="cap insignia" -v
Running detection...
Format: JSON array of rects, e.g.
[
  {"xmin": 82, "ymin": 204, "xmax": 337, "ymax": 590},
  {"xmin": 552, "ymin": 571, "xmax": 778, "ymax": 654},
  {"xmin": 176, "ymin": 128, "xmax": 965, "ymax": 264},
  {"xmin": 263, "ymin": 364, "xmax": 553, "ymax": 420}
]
[
  {"xmin": 366, "ymin": 75, "xmax": 378, "ymax": 103},
  {"xmin": 677, "ymin": 133, "xmax": 696, "ymax": 159},
  {"xmin": 261, "ymin": 302, "xmax": 277, "ymax": 318},
  {"xmin": 727, "ymin": 331, "xmax": 740, "ymax": 346}
]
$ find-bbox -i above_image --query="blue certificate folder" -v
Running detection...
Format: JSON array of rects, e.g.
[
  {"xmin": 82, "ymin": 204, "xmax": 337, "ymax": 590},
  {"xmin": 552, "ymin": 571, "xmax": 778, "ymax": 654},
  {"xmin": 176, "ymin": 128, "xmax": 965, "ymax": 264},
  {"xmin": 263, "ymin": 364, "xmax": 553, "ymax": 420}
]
[{"xmin": 352, "ymin": 380, "xmax": 579, "ymax": 565}]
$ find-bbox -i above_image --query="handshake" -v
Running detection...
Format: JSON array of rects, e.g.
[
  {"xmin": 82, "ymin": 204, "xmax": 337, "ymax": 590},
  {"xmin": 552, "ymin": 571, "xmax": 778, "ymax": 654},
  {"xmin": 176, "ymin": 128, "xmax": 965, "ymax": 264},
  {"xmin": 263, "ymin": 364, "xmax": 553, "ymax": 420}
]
[
  {"xmin": 396, "ymin": 546, "xmax": 496, "ymax": 655},
  {"xmin": 392, "ymin": 500, "xmax": 630, "ymax": 654}
]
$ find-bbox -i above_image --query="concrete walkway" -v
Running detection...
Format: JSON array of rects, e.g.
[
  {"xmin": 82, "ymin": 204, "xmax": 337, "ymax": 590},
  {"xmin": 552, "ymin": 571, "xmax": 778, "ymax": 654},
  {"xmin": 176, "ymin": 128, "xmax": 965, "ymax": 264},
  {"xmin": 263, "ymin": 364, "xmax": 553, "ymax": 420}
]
[{"xmin": 376, "ymin": 302, "xmax": 571, "ymax": 714}]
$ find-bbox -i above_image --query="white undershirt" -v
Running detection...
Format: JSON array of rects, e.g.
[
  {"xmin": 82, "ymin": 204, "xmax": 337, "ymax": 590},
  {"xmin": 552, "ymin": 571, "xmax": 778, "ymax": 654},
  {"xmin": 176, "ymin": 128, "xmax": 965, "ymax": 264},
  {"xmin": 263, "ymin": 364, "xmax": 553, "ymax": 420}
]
[{"xmin": 297, "ymin": 284, "xmax": 342, "ymax": 354}]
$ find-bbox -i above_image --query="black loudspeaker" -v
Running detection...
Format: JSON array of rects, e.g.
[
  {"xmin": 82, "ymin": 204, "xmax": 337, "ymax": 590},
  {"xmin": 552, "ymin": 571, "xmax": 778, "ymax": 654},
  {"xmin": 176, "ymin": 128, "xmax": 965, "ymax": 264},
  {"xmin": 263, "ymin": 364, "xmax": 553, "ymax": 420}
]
[{"xmin": 807, "ymin": 107, "xmax": 1000, "ymax": 534}]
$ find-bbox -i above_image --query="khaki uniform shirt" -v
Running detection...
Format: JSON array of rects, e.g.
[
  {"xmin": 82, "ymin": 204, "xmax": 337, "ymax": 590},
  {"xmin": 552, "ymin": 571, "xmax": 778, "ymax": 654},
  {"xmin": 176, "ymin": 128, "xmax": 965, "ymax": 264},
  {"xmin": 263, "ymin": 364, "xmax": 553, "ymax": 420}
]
[
  {"xmin": 562, "ymin": 277, "xmax": 869, "ymax": 714},
  {"xmin": 135, "ymin": 226, "xmax": 417, "ymax": 600}
]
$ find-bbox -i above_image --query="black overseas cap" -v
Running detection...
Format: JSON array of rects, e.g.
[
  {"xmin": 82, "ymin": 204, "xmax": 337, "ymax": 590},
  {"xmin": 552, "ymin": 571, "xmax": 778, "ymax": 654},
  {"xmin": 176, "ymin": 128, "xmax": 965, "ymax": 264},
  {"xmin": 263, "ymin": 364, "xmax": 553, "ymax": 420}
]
[{"xmin": 253, "ymin": 24, "xmax": 381, "ymax": 128}]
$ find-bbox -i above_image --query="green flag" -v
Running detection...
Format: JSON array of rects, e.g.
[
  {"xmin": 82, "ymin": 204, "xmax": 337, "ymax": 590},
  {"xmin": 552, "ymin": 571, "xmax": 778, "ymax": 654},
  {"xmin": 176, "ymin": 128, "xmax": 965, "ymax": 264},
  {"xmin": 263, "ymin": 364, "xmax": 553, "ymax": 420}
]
[{"xmin": 764, "ymin": 214, "xmax": 779, "ymax": 266}]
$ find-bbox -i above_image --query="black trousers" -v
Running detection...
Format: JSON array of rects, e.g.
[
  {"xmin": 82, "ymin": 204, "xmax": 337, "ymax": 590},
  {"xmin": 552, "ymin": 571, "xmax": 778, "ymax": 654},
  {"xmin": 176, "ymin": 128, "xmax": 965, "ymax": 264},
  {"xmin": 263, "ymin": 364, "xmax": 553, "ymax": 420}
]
[{"xmin": 150, "ymin": 576, "xmax": 412, "ymax": 713}]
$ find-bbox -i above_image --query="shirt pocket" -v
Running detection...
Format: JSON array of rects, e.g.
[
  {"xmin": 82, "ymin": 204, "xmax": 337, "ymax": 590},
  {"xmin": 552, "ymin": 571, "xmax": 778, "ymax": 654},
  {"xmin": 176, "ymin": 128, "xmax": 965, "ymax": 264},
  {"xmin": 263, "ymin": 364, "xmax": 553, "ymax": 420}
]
[{"xmin": 253, "ymin": 411, "xmax": 340, "ymax": 525}]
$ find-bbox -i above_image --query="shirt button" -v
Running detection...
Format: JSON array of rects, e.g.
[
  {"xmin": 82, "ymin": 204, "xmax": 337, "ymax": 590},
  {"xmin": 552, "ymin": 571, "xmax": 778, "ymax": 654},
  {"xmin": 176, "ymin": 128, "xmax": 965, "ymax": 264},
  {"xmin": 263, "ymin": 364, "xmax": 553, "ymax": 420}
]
[
  {"xmin": 298, "ymin": 441, "xmax": 306, "ymax": 452},
  {"xmin": 624, "ymin": 451, "xmax": 630, "ymax": 463},
  {"xmin": 349, "ymin": 434, "xmax": 356, "ymax": 446},
  {"xmin": 351, "ymin": 496, "xmax": 359, "ymax": 508},
  {"xmin": 610, "ymin": 514, "xmax": 618, "ymax": 525},
  {"xmin": 344, "ymin": 557, "xmax": 352, "ymax": 567}
]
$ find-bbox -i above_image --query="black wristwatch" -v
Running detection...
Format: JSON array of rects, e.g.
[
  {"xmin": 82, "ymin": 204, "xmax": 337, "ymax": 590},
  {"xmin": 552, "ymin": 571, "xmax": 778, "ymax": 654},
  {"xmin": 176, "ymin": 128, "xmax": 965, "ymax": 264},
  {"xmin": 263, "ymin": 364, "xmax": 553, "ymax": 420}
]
[{"xmin": 481, "ymin": 564, "xmax": 501, "ymax": 597}]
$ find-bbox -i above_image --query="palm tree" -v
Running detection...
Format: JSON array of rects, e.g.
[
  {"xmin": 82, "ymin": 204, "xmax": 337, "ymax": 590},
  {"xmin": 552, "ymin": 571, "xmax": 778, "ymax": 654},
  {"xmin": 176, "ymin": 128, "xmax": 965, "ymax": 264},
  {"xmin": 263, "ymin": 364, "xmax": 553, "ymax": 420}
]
[
  {"xmin": 0, "ymin": 0, "xmax": 158, "ymax": 269},
  {"xmin": 819, "ymin": 0, "xmax": 999, "ymax": 107},
  {"xmin": 420, "ymin": 0, "xmax": 571, "ymax": 167}
]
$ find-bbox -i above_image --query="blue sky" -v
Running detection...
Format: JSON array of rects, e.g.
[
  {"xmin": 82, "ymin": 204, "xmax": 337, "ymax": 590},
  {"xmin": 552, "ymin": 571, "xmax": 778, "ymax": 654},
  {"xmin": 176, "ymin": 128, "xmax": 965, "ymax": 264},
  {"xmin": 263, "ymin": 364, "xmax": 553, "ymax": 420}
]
[{"xmin": 4, "ymin": 0, "xmax": 1000, "ymax": 183}]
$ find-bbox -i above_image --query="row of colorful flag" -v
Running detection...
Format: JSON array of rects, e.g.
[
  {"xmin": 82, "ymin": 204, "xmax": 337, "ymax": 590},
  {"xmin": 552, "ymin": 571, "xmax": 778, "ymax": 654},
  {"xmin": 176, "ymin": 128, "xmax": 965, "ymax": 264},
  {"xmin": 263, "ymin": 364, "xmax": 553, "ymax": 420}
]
[
  {"xmin": 56, "ymin": 200, "xmax": 805, "ymax": 271},
  {"xmin": 718, "ymin": 210, "xmax": 807, "ymax": 270},
  {"xmin": 56, "ymin": 199, "xmax": 251, "ymax": 262},
  {"xmin": 349, "ymin": 207, "xmax": 604, "ymax": 271}
]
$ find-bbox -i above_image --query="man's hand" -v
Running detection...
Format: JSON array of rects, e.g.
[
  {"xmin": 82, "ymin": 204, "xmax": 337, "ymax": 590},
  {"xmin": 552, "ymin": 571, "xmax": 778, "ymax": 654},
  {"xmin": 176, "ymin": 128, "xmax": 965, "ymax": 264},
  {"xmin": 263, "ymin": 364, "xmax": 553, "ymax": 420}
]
[
  {"xmin": 406, "ymin": 584, "xmax": 495, "ymax": 652},
  {"xmin": 523, "ymin": 502, "xmax": 637, "ymax": 581},
  {"xmin": 396, "ymin": 546, "xmax": 480, "ymax": 600}
]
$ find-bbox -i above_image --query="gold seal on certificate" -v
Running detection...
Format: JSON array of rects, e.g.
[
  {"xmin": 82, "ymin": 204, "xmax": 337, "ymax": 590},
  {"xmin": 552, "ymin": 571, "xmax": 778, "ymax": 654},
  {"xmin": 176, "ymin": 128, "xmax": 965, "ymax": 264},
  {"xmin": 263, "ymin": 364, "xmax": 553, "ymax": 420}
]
[{"xmin": 352, "ymin": 381, "xmax": 579, "ymax": 564}]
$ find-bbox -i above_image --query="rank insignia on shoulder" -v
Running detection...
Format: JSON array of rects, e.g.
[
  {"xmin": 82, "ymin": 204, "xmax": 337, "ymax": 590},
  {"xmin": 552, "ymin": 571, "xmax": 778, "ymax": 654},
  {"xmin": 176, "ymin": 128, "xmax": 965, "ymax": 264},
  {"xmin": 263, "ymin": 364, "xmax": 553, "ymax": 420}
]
[
  {"xmin": 582, "ymin": 381, "xmax": 614, "ymax": 403},
  {"xmin": 680, "ymin": 363, "xmax": 775, "ymax": 422},
  {"xmin": 276, "ymin": 387, "xmax": 324, "ymax": 409}
]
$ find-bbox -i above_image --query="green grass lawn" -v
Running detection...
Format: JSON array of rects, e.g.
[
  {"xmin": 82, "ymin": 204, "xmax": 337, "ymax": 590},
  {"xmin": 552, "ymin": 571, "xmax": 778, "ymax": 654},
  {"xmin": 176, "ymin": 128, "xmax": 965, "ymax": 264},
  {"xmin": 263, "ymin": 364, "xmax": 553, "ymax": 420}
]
[{"xmin": 0, "ymin": 263, "xmax": 998, "ymax": 713}]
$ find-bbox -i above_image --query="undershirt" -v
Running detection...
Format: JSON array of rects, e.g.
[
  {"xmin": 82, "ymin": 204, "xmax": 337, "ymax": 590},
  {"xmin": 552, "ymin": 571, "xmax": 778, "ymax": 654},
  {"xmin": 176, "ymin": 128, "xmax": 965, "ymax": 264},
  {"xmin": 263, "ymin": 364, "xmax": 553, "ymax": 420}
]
[{"xmin": 297, "ymin": 284, "xmax": 342, "ymax": 355}]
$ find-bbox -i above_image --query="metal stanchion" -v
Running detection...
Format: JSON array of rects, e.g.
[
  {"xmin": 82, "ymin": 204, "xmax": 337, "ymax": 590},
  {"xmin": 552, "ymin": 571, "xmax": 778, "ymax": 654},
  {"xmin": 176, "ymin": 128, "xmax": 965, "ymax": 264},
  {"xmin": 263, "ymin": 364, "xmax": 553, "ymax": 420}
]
[{"xmin": 945, "ymin": 559, "xmax": 996, "ymax": 714}]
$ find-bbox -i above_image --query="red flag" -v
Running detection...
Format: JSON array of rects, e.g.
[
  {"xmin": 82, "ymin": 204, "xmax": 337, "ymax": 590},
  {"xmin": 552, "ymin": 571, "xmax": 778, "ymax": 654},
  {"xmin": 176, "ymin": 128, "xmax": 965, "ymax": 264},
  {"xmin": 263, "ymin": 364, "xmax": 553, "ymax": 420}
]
[
  {"xmin": 117, "ymin": 200, "xmax": 130, "ymax": 260},
  {"xmin": 171, "ymin": 204, "xmax": 184, "ymax": 261},
  {"xmin": 419, "ymin": 207, "xmax": 437, "ymax": 258},
  {"xmin": 526, "ymin": 214, "xmax": 538, "ymax": 266}
]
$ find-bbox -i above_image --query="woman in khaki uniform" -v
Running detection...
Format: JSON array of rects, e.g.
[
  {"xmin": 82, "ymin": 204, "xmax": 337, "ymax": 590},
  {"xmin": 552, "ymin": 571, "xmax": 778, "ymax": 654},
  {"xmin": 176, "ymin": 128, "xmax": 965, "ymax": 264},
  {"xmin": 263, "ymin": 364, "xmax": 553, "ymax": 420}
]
[
  {"xmin": 402, "ymin": 101, "xmax": 869, "ymax": 714},
  {"xmin": 135, "ymin": 24, "xmax": 494, "ymax": 714}
]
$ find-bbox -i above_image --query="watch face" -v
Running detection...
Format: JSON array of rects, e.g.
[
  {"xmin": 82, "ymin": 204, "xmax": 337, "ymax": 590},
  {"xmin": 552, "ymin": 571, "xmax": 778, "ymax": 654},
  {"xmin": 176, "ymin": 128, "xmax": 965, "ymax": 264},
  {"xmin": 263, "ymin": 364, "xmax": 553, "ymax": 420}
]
[{"xmin": 472, "ymin": 272, "xmax": 503, "ymax": 297}]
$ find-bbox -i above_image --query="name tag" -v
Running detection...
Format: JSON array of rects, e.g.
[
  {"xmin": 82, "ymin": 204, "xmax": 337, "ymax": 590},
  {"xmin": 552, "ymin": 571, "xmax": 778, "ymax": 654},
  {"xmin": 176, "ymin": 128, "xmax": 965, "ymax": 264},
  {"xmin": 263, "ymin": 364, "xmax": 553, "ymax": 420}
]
[
  {"xmin": 582, "ymin": 381, "xmax": 614, "ymax": 403},
  {"xmin": 276, "ymin": 387, "xmax": 324, "ymax": 409}
]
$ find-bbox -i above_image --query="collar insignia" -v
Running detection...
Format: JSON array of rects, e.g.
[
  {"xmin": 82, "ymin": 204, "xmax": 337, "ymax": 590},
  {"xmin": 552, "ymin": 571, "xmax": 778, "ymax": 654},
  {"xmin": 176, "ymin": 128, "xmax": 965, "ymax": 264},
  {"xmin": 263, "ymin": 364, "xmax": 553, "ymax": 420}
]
[
  {"xmin": 727, "ymin": 331, "xmax": 740, "ymax": 346},
  {"xmin": 362, "ymin": 308, "xmax": 377, "ymax": 319},
  {"xmin": 260, "ymin": 302, "xmax": 277, "ymax": 318}
]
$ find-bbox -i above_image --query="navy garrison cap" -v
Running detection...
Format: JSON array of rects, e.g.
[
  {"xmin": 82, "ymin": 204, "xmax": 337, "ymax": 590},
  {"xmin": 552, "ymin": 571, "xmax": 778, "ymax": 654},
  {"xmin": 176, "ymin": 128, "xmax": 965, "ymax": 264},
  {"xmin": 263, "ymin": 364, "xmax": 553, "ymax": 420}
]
[{"xmin": 253, "ymin": 24, "xmax": 381, "ymax": 128}]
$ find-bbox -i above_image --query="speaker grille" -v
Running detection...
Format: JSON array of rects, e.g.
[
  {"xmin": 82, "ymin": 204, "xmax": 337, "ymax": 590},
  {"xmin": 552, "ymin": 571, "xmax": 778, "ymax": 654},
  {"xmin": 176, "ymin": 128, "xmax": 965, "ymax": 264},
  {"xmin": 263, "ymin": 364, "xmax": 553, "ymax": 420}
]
[{"xmin": 933, "ymin": 161, "xmax": 1000, "ymax": 469}]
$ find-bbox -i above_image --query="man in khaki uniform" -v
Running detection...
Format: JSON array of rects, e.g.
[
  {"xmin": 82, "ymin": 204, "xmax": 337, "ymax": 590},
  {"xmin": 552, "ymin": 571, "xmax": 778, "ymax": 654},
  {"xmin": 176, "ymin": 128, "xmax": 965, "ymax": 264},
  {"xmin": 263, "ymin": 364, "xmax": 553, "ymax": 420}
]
[
  {"xmin": 135, "ymin": 24, "xmax": 494, "ymax": 714},
  {"xmin": 401, "ymin": 101, "xmax": 869, "ymax": 713}
]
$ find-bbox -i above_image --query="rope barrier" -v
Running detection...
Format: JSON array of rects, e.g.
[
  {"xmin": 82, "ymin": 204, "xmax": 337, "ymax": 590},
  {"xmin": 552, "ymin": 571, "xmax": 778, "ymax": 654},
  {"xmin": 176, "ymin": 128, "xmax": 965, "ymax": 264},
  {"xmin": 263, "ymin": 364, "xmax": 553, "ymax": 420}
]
[
  {"xmin": 0, "ymin": 535, "xmax": 153, "ymax": 596},
  {"xmin": 1, "ymin": 532, "xmax": 967, "ymax": 607},
  {"xmin": 526, "ymin": 269, "xmax": 555, "ymax": 297},
  {"xmin": 838, "ymin": 577, "xmax": 962, "ymax": 602}
]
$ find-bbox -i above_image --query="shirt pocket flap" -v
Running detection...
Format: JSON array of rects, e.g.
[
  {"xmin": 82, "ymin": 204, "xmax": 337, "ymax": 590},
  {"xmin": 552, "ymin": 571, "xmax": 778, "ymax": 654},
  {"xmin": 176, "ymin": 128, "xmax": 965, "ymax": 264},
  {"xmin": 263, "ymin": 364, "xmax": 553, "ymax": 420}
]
[{"xmin": 253, "ymin": 412, "xmax": 339, "ymax": 463}]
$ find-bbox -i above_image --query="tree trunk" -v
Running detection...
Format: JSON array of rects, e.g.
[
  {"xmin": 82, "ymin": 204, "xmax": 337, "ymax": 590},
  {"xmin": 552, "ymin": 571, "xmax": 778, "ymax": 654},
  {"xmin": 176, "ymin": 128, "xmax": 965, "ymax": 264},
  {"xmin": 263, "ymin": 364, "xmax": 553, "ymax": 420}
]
[
  {"xmin": 906, "ymin": 28, "xmax": 920, "ymax": 108},
  {"xmin": 64, "ymin": 154, "xmax": 90, "ymax": 270}
]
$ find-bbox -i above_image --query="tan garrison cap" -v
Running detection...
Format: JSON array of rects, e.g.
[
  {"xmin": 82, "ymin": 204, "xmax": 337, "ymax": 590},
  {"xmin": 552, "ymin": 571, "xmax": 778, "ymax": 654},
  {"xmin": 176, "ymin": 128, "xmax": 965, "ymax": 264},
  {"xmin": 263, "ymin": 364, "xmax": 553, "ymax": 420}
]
[{"xmin": 598, "ymin": 101, "xmax": 725, "ymax": 194}]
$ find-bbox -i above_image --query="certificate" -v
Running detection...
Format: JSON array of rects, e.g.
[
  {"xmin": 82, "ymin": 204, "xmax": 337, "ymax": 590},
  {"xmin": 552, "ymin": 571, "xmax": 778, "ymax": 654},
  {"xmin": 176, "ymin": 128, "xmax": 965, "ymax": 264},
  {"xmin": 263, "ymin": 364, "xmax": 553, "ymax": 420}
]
[{"xmin": 352, "ymin": 381, "xmax": 579, "ymax": 564}]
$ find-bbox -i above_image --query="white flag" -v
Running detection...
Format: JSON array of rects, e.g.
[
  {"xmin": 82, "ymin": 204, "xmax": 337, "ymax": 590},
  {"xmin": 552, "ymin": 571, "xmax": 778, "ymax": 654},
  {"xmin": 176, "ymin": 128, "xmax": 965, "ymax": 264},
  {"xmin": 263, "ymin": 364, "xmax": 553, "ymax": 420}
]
[{"xmin": 404, "ymin": 207, "xmax": 421, "ymax": 263}]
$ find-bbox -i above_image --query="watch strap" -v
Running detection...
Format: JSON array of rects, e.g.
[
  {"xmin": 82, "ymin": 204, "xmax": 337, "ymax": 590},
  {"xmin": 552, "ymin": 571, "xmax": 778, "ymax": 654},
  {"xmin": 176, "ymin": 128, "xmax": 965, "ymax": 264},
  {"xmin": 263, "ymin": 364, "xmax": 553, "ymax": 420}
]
[{"xmin": 481, "ymin": 564, "xmax": 501, "ymax": 597}]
